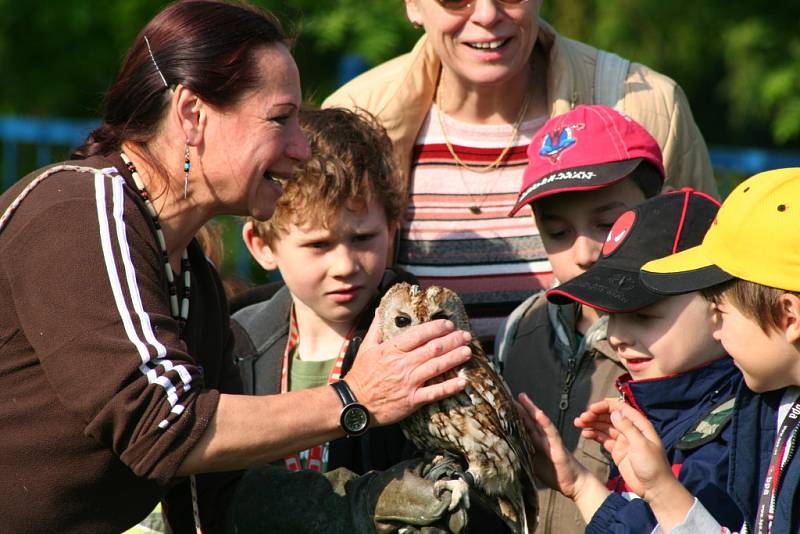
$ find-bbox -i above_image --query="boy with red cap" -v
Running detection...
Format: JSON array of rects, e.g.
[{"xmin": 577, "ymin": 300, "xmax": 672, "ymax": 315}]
[{"xmin": 497, "ymin": 104, "xmax": 668, "ymax": 533}]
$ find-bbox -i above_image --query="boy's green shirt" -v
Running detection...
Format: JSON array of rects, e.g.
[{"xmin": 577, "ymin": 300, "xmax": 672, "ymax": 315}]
[{"xmin": 289, "ymin": 350, "xmax": 337, "ymax": 391}]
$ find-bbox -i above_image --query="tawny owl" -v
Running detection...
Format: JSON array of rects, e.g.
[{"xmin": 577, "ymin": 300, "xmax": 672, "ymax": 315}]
[{"xmin": 378, "ymin": 283, "xmax": 538, "ymax": 534}]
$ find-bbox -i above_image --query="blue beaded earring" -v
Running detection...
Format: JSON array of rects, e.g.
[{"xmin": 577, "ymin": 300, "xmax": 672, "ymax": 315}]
[{"xmin": 183, "ymin": 144, "xmax": 190, "ymax": 199}]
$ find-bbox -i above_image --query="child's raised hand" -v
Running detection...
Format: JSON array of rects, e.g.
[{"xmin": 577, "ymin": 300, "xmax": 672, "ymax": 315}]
[
  {"xmin": 574, "ymin": 398, "xmax": 624, "ymax": 445},
  {"xmin": 600, "ymin": 404, "xmax": 697, "ymax": 530},
  {"xmin": 516, "ymin": 393, "xmax": 590, "ymax": 499},
  {"xmin": 597, "ymin": 403, "xmax": 674, "ymax": 502},
  {"xmin": 577, "ymin": 400, "xmax": 670, "ymax": 499},
  {"xmin": 518, "ymin": 393, "xmax": 613, "ymax": 523}
]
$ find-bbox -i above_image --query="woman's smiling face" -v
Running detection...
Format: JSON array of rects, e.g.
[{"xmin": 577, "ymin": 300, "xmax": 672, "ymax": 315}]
[
  {"xmin": 198, "ymin": 44, "xmax": 310, "ymax": 221},
  {"xmin": 405, "ymin": 0, "xmax": 542, "ymax": 88}
]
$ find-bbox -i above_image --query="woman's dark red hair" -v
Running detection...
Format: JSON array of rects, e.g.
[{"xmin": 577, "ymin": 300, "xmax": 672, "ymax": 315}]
[{"xmin": 74, "ymin": 0, "xmax": 286, "ymax": 159}]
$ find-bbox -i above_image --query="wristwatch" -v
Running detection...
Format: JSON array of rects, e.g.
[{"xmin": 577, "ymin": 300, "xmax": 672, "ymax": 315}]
[{"xmin": 330, "ymin": 379, "xmax": 370, "ymax": 437}]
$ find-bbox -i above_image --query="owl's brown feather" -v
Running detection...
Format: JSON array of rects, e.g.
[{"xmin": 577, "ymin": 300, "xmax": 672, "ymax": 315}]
[{"xmin": 378, "ymin": 283, "xmax": 538, "ymax": 534}]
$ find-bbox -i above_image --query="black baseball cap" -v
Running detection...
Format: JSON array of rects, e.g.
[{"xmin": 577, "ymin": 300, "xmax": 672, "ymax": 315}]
[{"xmin": 546, "ymin": 188, "xmax": 721, "ymax": 312}]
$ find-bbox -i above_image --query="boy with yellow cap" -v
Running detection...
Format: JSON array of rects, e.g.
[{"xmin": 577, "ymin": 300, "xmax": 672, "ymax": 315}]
[{"xmin": 572, "ymin": 168, "xmax": 800, "ymax": 533}]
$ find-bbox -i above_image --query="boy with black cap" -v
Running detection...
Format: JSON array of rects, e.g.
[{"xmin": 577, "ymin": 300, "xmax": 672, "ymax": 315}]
[
  {"xmin": 517, "ymin": 189, "xmax": 744, "ymax": 533},
  {"xmin": 573, "ymin": 168, "xmax": 800, "ymax": 534},
  {"xmin": 497, "ymin": 104, "xmax": 669, "ymax": 533}
]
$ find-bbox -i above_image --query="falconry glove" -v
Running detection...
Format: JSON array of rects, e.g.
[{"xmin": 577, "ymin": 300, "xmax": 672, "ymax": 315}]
[{"xmin": 225, "ymin": 457, "xmax": 469, "ymax": 534}]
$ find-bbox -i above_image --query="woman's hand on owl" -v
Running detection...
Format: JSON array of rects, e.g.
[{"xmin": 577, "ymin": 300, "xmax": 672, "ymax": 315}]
[{"xmin": 346, "ymin": 312, "xmax": 472, "ymax": 426}]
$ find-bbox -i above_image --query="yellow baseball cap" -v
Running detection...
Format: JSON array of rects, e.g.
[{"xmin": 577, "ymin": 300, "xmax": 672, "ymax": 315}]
[{"xmin": 641, "ymin": 168, "xmax": 800, "ymax": 294}]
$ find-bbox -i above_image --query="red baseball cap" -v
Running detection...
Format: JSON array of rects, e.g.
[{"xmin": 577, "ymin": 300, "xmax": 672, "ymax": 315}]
[{"xmin": 509, "ymin": 105, "xmax": 665, "ymax": 216}]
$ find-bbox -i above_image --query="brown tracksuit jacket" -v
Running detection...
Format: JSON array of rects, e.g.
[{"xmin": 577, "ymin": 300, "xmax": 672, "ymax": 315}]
[{"xmin": 0, "ymin": 154, "xmax": 241, "ymax": 533}]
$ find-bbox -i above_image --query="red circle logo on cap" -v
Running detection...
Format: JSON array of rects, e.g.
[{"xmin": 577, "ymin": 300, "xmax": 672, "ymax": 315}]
[{"xmin": 602, "ymin": 210, "xmax": 636, "ymax": 257}]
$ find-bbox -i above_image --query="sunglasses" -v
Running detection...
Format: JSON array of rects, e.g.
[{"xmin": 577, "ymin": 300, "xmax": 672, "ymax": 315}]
[{"xmin": 434, "ymin": 0, "xmax": 529, "ymax": 13}]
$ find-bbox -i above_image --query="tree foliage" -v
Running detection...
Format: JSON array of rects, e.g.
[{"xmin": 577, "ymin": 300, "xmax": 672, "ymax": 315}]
[
  {"xmin": 540, "ymin": 1, "xmax": 800, "ymax": 146},
  {"xmin": 0, "ymin": 0, "xmax": 798, "ymax": 147}
]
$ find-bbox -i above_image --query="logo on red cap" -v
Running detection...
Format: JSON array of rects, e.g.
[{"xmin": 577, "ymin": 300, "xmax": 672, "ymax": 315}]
[
  {"xmin": 602, "ymin": 210, "xmax": 636, "ymax": 257},
  {"xmin": 538, "ymin": 123, "xmax": 584, "ymax": 163}
]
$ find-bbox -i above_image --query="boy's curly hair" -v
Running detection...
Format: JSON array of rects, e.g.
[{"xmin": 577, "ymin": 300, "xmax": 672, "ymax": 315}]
[{"xmin": 250, "ymin": 106, "xmax": 403, "ymax": 244}]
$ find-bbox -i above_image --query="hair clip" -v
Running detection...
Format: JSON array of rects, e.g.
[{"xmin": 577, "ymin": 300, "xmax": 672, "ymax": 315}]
[{"xmin": 144, "ymin": 35, "xmax": 169, "ymax": 88}]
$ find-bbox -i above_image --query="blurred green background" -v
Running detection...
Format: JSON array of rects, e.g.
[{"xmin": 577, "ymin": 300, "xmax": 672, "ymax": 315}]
[{"xmin": 2, "ymin": 0, "xmax": 799, "ymax": 286}]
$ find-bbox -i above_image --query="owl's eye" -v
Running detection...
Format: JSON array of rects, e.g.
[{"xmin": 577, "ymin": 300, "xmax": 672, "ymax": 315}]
[
  {"xmin": 394, "ymin": 315, "xmax": 412, "ymax": 328},
  {"xmin": 431, "ymin": 311, "xmax": 450, "ymax": 321}
]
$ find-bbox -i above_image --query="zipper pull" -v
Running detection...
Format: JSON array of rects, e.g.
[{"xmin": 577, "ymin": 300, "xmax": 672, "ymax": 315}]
[
  {"xmin": 559, "ymin": 367, "xmax": 576, "ymax": 411},
  {"xmin": 559, "ymin": 391, "xmax": 569, "ymax": 411}
]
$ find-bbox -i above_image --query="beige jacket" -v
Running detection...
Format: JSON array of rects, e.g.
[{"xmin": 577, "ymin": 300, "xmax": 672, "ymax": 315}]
[
  {"xmin": 324, "ymin": 20, "xmax": 718, "ymax": 200},
  {"xmin": 496, "ymin": 293, "xmax": 625, "ymax": 534}
]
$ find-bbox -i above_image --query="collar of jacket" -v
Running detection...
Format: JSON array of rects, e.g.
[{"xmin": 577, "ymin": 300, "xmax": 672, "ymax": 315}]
[
  {"xmin": 616, "ymin": 357, "xmax": 741, "ymax": 445},
  {"xmin": 235, "ymin": 282, "xmax": 372, "ymax": 376},
  {"xmin": 233, "ymin": 268, "xmax": 419, "ymax": 376},
  {"xmin": 233, "ymin": 284, "xmax": 293, "ymax": 354},
  {"xmin": 548, "ymin": 300, "xmax": 619, "ymax": 365}
]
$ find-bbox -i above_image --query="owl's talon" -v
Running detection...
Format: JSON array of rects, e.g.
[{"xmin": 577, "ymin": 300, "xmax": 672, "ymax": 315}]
[
  {"xmin": 462, "ymin": 471, "xmax": 475, "ymax": 486},
  {"xmin": 434, "ymin": 478, "xmax": 470, "ymax": 511}
]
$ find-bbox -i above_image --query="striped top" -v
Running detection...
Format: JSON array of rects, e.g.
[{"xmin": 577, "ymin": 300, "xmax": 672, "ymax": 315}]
[{"xmin": 397, "ymin": 105, "xmax": 554, "ymax": 347}]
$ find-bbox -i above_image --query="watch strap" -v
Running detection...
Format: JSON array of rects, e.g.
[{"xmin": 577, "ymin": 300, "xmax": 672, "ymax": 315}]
[
  {"xmin": 331, "ymin": 380, "xmax": 370, "ymax": 437},
  {"xmin": 331, "ymin": 379, "xmax": 357, "ymax": 407}
]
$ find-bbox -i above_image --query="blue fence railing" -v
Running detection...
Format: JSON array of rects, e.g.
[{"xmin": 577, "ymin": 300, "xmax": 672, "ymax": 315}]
[
  {"xmin": 709, "ymin": 146, "xmax": 800, "ymax": 176},
  {"xmin": 0, "ymin": 116, "xmax": 98, "ymax": 191},
  {"xmin": 4, "ymin": 115, "xmax": 800, "ymax": 187}
]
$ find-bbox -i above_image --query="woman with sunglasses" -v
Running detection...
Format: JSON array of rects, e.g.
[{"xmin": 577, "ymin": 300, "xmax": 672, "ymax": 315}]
[
  {"xmin": 325, "ymin": 2, "xmax": 718, "ymax": 533},
  {"xmin": 325, "ymin": 1, "xmax": 717, "ymax": 352}
]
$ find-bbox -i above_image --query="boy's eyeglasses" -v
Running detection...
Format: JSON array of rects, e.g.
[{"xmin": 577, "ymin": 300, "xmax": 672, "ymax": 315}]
[{"xmin": 434, "ymin": 0, "xmax": 529, "ymax": 13}]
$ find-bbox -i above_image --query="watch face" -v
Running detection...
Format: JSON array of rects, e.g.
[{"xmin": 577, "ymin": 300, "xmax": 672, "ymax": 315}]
[{"xmin": 342, "ymin": 404, "xmax": 369, "ymax": 434}]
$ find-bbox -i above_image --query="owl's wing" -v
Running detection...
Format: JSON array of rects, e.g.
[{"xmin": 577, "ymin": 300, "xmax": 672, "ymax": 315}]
[{"xmin": 463, "ymin": 341, "xmax": 537, "ymax": 486}]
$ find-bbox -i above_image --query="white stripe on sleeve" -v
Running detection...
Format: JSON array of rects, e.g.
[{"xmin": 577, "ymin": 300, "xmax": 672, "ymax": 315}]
[{"xmin": 95, "ymin": 173, "xmax": 191, "ymax": 429}]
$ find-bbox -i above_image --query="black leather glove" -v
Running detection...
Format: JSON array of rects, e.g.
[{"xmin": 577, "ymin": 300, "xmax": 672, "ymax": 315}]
[
  {"xmin": 226, "ymin": 456, "xmax": 469, "ymax": 534},
  {"xmin": 359, "ymin": 454, "xmax": 468, "ymax": 534}
]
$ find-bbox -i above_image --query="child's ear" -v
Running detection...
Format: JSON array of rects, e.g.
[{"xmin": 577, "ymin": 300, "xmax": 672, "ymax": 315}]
[
  {"xmin": 778, "ymin": 293, "xmax": 800, "ymax": 344},
  {"xmin": 242, "ymin": 221, "xmax": 278, "ymax": 271}
]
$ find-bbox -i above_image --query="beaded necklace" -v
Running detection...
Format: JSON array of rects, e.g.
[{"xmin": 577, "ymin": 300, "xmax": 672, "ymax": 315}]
[
  {"xmin": 122, "ymin": 152, "xmax": 199, "ymax": 532},
  {"xmin": 120, "ymin": 152, "xmax": 191, "ymax": 329}
]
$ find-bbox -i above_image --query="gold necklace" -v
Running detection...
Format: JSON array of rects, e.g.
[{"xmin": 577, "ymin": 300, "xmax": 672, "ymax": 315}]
[{"xmin": 435, "ymin": 82, "xmax": 531, "ymax": 214}]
